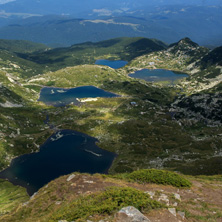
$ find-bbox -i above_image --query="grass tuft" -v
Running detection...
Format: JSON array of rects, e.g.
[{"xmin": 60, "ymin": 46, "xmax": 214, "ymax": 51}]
[
  {"xmin": 126, "ymin": 169, "xmax": 192, "ymax": 188},
  {"xmin": 49, "ymin": 186, "xmax": 163, "ymax": 222}
]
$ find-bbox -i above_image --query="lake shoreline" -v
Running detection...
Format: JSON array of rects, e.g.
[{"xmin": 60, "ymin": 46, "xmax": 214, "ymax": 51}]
[
  {"xmin": 128, "ymin": 68, "xmax": 189, "ymax": 84},
  {"xmin": 0, "ymin": 129, "xmax": 117, "ymax": 196}
]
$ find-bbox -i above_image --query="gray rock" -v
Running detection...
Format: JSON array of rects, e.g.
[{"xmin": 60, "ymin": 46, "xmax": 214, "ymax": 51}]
[
  {"xmin": 168, "ymin": 208, "xmax": 177, "ymax": 217},
  {"xmin": 30, "ymin": 192, "xmax": 38, "ymax": 200},
  {"xmin": 55, "ymin": 201, "xmax": 62, "ymax": 205},
  {"xmin": 67, "ymin": 174, "xmax": 76, "ymax": 182},
  {"xmin": 178, "ymin": 211, "xmax": 186, "ymax": 220},
  {"xmin": 115, "ymin": 206, "xmax": 151, "ymax": 222},
  {"xmin": 174, "ymin": 193, "xmax": 181, "ymax": 201},
  {"xmin": 158, "ymin": 194, "xmax": 169, "ymax": 206},
  {"xmin": 145, "ymin": 191, "xmax": 155, "ymax": 199},
  {"xmin": 173, "ymin": 202, "xmax": 178, "ymax": 207}
]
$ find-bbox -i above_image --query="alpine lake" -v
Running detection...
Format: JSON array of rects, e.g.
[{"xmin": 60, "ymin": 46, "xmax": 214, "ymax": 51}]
[
  {"xmin": 0, "ymin": 65, "xmax": 189, "ymax": 195},
  {"xmin": 0, "ymin": 86, "xmax": 118, "ymax": 195},
  {"xmin": 129, "ymin": 69, "xmax": 188, "ymax": 84},
  {"xmin": 95, "ymin": 59, "xmax": 128, "ymax": 69}
]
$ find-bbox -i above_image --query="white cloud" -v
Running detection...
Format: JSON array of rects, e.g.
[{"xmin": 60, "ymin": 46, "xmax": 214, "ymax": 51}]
[
  {"xmin": 93, "ymin": 9, "xmax": 112, "ymax": 16},
  {"xmin": 0, "ymin": 0, "xmax": 16, "ymax": 4}
]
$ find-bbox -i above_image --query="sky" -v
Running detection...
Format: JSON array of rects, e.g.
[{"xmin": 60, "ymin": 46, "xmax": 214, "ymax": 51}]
[{"xmin": 0, "ymin": 0, "xmax": 15, "ymax": 4}]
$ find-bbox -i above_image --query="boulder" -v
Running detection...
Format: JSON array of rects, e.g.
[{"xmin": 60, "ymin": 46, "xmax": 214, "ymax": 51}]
[
  {"xmin": 168, "ymin": 208, "xmax": 177, "ymax": 217},
  {"xmin": 67, "ymin": 174, "xmax": 75, "ymax": 182},
  {"xmin": 115, "ymin": 206, "xmax": 151, "ymax": 222}
]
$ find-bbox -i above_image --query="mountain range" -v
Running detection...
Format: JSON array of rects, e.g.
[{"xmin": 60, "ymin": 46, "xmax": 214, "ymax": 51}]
[
  {"xmin": 0, "ymin": 2, "xmax": 221, "ymax": 46},
  {"xmin": 0, "ymin": 1, "xmax": 222, "ymax": 221}
]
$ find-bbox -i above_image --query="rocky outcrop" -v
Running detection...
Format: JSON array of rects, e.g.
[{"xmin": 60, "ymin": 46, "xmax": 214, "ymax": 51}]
[
  {"xmin": 115, "ymin": 206, "xmax": 151, "ymax": 222},
  {"xmin": 170, "ymin": 93, "xmax": 222, "ymax": 126}
]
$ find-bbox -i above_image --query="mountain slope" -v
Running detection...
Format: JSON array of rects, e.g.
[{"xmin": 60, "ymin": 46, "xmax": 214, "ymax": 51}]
[
  {"xmin": 1, "ymin": 171, "xmax": 222, "ymax": 222},
  {"xmin": 18, "ymin": 37, "xmax": 166, "ymax": 73},
  {"xmin": 0, "ymin": 37, "xmax": 222, "ymax": 222},
  {"xmin": 0, "ymin": 39, "xmax": 48, "ymax": 53},
  {"xmin": 129, "ymin": 37, "xmax": 209, "ymax": 73},
  {"xmin": 200, "ymin": 46, "xmax": 222, "ymax": 68},
  {"xmin": 0, "ymin": 37, "xmax": 166, "ymax": 78}
]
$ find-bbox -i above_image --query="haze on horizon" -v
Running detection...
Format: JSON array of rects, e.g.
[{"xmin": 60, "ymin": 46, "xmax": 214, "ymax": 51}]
[
  {"xmin": 0, "ymin": 0, "xmax": 221, "ymax": 47},
  {"xmin": 0, "ymin": 0, "xmax": 221, "ymax": 15}
]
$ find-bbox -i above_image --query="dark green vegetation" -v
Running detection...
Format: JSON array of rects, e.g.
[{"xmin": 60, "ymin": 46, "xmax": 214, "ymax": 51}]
[
  {"xmin": 200, "ymin": 46, "xmax": 222, "ymax": 68},
  {"xmin": 0, "ymin": 37, "xmax": 166, "ymax": 78},
  {"xmin": 50, "ymin": 186, "xmax": 163, "ymax": 222},
  {"xmin": 0, "ymin": 39, "xmax": 48, "ymax": 53},
  {"xmin": 120, "ymin": 169, "xmax": 192, "ymax": 188},
  {"xmin": 18, "ymin": 37, "xmax": 166, "ymax": 75}
]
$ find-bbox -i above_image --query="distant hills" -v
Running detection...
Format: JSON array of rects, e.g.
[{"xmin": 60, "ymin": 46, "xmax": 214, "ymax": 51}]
[
  {"xmin": 0, "ymin": 39, "xmax": 47, "ymax": 53},
  {"xmin": 15, "ymin": 37, "xmax": 166, "ymax": 76},
  {"xmin": 0, "ymin": 4, "xmax": 221, "ymax": 46},
  {"xmin": 1, "ymin": 36, "xmax": 222, "ymax": 80},
  {"xmin": 0, "ymin": 0, "xmax": 221, "ymax": 16}
]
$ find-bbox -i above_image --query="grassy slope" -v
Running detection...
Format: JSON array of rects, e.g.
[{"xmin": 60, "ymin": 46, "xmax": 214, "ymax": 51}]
[
  {"xmin": 1, "ymin": 171, "xmax": 222, "ymax": 222},
  {"xmin": 19, "ymin": 37, "xmax": 166, "ymax": 73},
  {"xmin": 0, "ymin": 37, "xmax": 166, "ymax": 78},
  {"xmin": 0, "ymin": 70, "xmax": 53, "ymax": 169},
  {"xmin": 128, "ymin": 37, "xmax": 209, "ymax": 74},
  {"xmin": 1, "ymin": 61, "xmax": 222, "ymax": 175},
  {"xmin": 0, "ymin": 39, "xmax": 48, "ymax": 53},
  {"xmin": 0, "ymin": 50, "xmax": 45, "ymax": 78},
  {"xmin": 1, "ymin": 37, "xmax": 222, "ymax": 174},
  {"xmin": 27, "ymin": 65, "xmax": 222, "ymax": 175},
  {"xmin": 0, "ymin": 179, "xmax": 29, "ymax": 216}
]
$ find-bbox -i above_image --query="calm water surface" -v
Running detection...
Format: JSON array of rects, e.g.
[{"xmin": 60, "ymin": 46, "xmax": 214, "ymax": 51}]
[
  {"xmin": 129, "ymin": 69, "xmax": 188, "ymax": 84},
  {"xmin": 0, "ymin": 130, "xmax": 116, "ymax": 195},
  {"xmin": 39, "ymin": 85, "xmax": 118, "ymax": 107},
  {"xmin": 95, "ymin": 59, "xmax": 128, "ymax": 69}
]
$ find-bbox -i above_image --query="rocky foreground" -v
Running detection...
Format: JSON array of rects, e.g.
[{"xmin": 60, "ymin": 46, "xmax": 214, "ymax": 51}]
[{"xmin": 1, "ymin": 171, "xmax": 222, "ymax": 222}]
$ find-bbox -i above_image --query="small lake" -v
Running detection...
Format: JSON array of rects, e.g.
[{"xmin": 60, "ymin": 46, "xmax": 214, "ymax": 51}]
[
  {"xmin": 39, "ymin": 85, "xmax": 118, "ymax": 107},
  {"xmin": 0, "ymin": 130, "xmax": 116, "ymax": 195},
  {"xmin": 95, "ymin": 59, "xmax": 128, "ymax": 69},
  {"xmin": 129, "ymin": 69, "xmax": 188, "ymax": 84}
]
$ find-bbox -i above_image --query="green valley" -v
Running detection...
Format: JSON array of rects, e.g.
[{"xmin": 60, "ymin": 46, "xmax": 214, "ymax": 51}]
[{"xmin": 0, "ymin": 36, "xmax": 222, "ymax": 221}]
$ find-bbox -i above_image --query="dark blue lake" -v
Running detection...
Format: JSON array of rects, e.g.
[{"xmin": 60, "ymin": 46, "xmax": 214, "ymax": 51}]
[
  {"xmin": 39, "ymin": 85, "xmax": 118, "ymax": 107},
  {"xmin": 0, "ymin": 130, "xmax": 116, "ymax": 195},
  {"xmin": 129, "ymin": 69, "xmax": 188, "ymax": 84},
  {"xmin": 95, "ymin": 59, "xmax": 128, "ymax": 69}
]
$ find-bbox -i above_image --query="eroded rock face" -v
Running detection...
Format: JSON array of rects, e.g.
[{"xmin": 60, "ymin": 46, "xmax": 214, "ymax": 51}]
[{"xmin": 115, "ymin": 206, "xmax": 151, "ymax": 222}]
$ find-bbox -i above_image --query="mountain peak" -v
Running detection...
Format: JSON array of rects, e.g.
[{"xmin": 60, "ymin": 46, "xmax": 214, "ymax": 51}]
[
  {"xmin": 178, "ymin": 37, "xmax": 199, "ymax": 47},
  {"xmin": 169, "ymin": 37, "xmax": 199, "ymax": 49}
]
